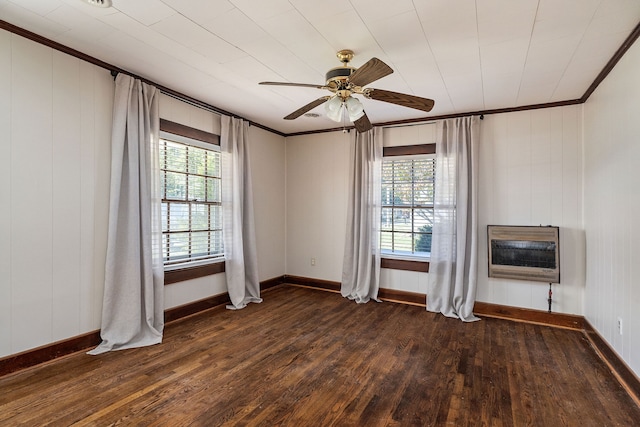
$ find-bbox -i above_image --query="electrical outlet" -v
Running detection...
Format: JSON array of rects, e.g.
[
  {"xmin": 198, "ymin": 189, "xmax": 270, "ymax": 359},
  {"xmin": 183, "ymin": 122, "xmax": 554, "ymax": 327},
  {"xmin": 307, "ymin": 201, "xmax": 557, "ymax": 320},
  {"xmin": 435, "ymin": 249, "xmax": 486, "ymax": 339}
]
[
  {"xmin": 311, "ymin": 258, "xmax": 316, "ymax": 266},
  {"xmin": 617, "ymin": 317, "xmax": 623, "ymax": 336}
]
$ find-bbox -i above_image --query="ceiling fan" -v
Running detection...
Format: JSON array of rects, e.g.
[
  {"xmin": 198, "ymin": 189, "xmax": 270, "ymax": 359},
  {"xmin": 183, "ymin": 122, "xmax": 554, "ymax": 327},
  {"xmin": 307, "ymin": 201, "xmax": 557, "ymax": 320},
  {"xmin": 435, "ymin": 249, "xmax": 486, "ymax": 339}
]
[{"xmin": 260, "ymin": 50, "xmax": 435, "ymax": 133}]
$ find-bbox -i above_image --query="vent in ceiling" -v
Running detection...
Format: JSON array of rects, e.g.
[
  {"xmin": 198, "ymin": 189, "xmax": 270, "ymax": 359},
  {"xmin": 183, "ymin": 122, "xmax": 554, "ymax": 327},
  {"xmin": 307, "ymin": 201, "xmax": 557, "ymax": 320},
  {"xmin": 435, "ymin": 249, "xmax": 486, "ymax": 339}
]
[{"xmin": 82, "ymin": 0, "xmax": 112, "ymax": 7}]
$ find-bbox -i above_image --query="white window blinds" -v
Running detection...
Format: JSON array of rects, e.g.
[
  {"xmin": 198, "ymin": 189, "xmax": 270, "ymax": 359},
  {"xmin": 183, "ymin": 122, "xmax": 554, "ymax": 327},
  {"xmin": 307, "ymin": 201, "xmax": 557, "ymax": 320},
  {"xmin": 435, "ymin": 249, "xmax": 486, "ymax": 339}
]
[
  {"xmin": 381, "ymin": 156, "xmax": 435, "ymax": 258},
  {"xmin": 160, "ymin": 137, "xmax": 223, "ymax": 267}
]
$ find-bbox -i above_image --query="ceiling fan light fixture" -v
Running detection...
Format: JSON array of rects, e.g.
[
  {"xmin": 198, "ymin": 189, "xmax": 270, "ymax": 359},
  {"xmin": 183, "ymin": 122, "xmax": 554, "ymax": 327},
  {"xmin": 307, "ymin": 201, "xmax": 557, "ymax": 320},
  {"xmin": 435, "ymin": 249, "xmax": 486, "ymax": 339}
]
[
  {"xmin": 324, "ymin": 95, "xmax": 344, "ymax": 122},
  {"xmin": 345, "ymin": 96, "xmax": 365, "ymax": 121}
]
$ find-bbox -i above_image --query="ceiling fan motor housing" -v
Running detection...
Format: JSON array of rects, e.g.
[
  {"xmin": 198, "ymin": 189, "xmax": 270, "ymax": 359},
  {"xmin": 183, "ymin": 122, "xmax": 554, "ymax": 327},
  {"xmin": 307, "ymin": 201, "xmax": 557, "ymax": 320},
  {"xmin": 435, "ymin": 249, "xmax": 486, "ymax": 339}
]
[{"xmin": 326, "ymin": 67, "xmax": 355, "ymax": 87}]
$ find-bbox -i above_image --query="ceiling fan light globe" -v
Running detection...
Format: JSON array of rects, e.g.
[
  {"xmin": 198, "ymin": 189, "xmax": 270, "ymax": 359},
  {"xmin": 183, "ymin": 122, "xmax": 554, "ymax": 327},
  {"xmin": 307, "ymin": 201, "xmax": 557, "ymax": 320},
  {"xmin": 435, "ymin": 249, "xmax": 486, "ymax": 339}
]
[
  {"xmin": 326, "ymin": 105, "xmax": 344, "ymax": 122},
  {"xmin": 345, "ymin": 97, "xmax": 365, "ymax": 121},
  {"xmin": 348, "ymin": 109, "xmax": 365, "ymax": 121},
  {"xmin": 325, "ymin": 95, "xmax": 342, "ymax": 112},
  {"xmin": 325, "ymin": 96, "xmax": 344, "ymax": 122}
]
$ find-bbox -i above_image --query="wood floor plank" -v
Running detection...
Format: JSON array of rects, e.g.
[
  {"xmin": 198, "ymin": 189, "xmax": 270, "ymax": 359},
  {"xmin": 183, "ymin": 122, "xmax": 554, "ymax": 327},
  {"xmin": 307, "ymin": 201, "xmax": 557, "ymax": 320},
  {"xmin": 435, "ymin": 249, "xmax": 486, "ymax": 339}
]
[{"xmin": 1, "ymin": 284, "xmax": 638, "ymax": 426}]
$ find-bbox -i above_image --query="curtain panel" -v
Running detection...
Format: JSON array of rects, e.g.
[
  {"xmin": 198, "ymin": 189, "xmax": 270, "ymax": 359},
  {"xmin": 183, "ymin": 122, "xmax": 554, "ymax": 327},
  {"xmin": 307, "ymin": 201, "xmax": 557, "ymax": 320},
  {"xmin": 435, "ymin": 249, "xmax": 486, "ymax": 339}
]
[
  {"xmin": 427, "ymin": 116, "xmax": 480, "ymax": 322},
  {"xmin": 221, "ymin": 116, "xmax": 262, "ymax": 310},
  {"xmin": 341, "ymin": 128, "xmax": 383, "ymax": 303},
  {"xmin": 89, "ymin": 74, "xmax": 164, "ymax": 354}
]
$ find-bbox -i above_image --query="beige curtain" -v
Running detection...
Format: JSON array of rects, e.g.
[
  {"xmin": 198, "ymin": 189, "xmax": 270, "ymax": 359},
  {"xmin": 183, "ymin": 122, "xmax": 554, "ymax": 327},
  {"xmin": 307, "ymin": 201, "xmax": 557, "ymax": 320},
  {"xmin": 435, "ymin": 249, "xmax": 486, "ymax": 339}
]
[
  {"xmin": 427, "ymin": 116, "xmax": 480, "ymax": 322},
  {"xmin": 221, "ymin": 116, "xmax": 262, "ymax": 310},
  {"xmin": 89, "ymin": 74, "xmax": 164, "ymax": 354},
  {"xmin": 341, "ymin": 128, "xmax": 383, "ymax": 303}
]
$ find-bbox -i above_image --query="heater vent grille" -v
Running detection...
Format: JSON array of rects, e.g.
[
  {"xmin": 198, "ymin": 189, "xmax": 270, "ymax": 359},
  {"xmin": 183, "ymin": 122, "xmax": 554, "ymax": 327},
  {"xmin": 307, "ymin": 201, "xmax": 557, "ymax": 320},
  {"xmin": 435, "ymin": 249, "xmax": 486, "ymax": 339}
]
[{"xmin": 487, "ymin": 225, "xmax": 560, "ymax": 283}]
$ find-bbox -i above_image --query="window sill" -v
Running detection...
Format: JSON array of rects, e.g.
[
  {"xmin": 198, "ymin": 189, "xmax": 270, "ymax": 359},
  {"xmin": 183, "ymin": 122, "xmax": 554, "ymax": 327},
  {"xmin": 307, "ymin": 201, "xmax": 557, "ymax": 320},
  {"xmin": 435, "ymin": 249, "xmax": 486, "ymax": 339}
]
[
  {"xmin": 164, "ymin": 261, "xmax": 225, "ymax": 285},
  {"xmin": 381, "ymin": 257, "xmax": 429, "ymax": 273}
]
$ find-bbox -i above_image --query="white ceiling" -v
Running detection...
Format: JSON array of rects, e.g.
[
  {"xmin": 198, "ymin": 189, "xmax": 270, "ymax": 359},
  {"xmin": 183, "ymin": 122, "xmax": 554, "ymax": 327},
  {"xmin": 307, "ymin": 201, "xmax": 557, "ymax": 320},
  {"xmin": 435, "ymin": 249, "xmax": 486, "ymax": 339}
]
[{"xmin": 1, "ymin": 0, "xmax": 639, "ymax": 134}]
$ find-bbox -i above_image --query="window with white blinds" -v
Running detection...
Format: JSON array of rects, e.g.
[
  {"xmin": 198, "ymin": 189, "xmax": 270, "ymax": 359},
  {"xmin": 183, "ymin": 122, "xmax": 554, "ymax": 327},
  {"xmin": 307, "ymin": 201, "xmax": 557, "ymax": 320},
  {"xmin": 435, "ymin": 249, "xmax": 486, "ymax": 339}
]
[
  {"xmin": 160, "ymin": 135, "xmax": 223, "ymax": 267},
  {"xmin": 381, "ymin": 155, "xmax": 435, "ymax": 258}
]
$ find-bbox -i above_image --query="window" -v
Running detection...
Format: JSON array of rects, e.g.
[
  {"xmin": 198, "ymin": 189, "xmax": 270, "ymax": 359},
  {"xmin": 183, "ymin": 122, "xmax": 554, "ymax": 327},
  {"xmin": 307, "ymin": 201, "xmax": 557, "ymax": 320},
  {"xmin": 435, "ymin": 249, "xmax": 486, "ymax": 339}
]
[
  {"xmin": 381, "ymin": 147, "xmax": 435, "ymax": 259},
  {"xmin": 160, "ymin": 132, "xmax": 223, "ymax": 268}
]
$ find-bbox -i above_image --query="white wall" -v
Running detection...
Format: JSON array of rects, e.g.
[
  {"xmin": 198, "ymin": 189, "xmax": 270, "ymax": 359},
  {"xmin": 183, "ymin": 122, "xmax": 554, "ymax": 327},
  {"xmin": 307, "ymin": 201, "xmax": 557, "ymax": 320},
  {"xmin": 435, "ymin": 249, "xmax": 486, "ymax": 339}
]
[
  {"xmin": 0, "ymin": 31, "xmax": 113, "ymax": 357},
  {"xmin": 478, "ymin": 106, "xmax": 584, "ymax": 314},
  {"xmin": 250, "ymin": 126, "xmax": 286, "ymax": 283},
  {"xmin": 583, "ymin": 37, "xmax": 640, "ymax": 376},
  {"xmin": 285, "ymin": 108, "xmax": 585, "ymax": 315},
  {"xmin": 285, "ymin": 131, "xmax": 351, "ymax": 281},
  {"xmin": 0, "ymin": 32, "xmax": 286, "ymax": 358}
]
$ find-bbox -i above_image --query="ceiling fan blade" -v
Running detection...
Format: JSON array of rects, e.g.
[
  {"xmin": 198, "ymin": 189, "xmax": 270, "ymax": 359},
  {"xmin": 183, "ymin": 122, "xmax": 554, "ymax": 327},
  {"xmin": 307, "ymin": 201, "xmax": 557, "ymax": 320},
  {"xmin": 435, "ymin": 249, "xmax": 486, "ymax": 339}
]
[
  {"xmin": 284, "ymin": 96, "xmax": 331, "ymax": 120},
  {"xmin": 353, "ymin": 113, "xmax": 373, "ymax": 133},
  {"xmin": 260, "ymin": 81, "xmax": 326, "ymax": 89},
  {"xmin": 348, "ymin": 58, "xmax": 393, "ymax": 87},
  {"xmin": 366, "ymin": 89, "xmax": 435, "ymax": 113}
]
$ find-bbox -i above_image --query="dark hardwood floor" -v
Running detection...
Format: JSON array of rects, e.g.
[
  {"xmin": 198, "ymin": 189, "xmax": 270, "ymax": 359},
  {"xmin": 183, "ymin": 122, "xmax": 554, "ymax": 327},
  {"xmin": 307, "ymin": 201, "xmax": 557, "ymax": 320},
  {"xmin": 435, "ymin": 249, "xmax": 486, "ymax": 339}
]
[{"xmin": 1, "ymin": 284, "xmax": 638, "ymax": 426}]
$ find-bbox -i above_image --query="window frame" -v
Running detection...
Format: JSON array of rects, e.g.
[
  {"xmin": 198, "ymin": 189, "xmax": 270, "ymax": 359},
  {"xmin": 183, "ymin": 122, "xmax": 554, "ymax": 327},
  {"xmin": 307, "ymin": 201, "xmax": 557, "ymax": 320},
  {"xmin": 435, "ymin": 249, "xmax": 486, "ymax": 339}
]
[
  {"xmin": 381, "ymin": 144, "xmax": 435, "ymax": 272},
  {"xmin": 159, "ymin": 119, "xmax": 225, "ymax": 285}
]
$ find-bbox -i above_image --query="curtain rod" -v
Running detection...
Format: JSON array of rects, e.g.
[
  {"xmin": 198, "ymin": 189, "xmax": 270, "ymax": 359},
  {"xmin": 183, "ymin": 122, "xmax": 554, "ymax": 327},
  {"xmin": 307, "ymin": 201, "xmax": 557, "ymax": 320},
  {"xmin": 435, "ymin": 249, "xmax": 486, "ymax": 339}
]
[
  {"xmin": 109, "ymin": 69, "xmax": 224, "ymax": 118},
  {"xmin": 381, "ymin": 114, "xmax": 484, "ymax": 130},
  {"xmin": 106, "ymin": 72, "xmax": 287, "ymax": 137}
]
